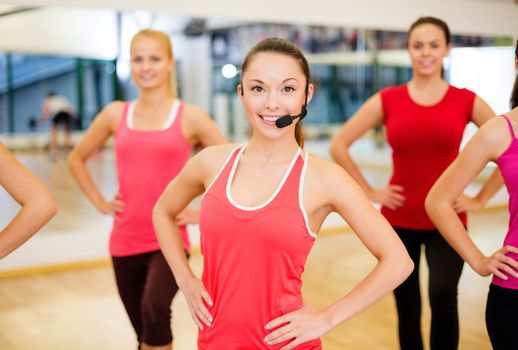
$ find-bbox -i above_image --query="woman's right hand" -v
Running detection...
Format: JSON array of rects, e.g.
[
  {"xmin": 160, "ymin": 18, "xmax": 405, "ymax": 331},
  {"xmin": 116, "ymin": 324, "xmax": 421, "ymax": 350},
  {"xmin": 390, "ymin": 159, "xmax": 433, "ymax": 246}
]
[
  {"xmin": 98, "ymin": 193, "xmax": 125, "ymax": 217},
  {"xmin": 182, "ymin": 277, "xmax": 214, "ymax": 330},
  {"xmin": 473, "ymin": 246, "xmax": 518, "ymax": 279},
  {"xmin": 368, "ymin": 185, "xmax": 406, "ymax": 210}
]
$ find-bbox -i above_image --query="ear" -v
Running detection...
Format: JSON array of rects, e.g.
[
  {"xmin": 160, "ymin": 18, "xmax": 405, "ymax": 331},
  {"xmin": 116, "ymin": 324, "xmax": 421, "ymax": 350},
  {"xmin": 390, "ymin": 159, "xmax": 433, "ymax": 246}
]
[
  {"xmin": 305, "ymin": 83, "xmax": 315, "ymax": 104},
  {"xmin": 445, "ymin": 43, "xmax": 452, "ymax": 56},
  {"xmin": 237, "ymin": 84, "xmax": 244, "ymax": 100}
]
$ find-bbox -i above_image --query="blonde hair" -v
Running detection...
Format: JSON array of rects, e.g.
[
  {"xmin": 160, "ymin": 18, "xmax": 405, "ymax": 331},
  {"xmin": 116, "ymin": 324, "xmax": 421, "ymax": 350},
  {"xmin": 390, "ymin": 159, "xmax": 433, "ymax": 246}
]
[{"xmin": 130, "ymin": 29, "xmax": 178, "ymax": 98}]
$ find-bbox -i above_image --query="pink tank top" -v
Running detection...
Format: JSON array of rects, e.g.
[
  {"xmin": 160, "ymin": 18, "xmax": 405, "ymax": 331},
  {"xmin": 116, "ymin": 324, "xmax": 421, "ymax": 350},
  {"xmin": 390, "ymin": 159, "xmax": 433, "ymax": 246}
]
[
  {"xmin": 110, "ymin": 100, "xmax": 192, "ymax": 257},
  {"xmin": 493, "ymin": 115, "xmax": 518, "ymax": 290},
  {"xmin": 198, "ymin": 145, "xmax": 321, "ymax": 349}
]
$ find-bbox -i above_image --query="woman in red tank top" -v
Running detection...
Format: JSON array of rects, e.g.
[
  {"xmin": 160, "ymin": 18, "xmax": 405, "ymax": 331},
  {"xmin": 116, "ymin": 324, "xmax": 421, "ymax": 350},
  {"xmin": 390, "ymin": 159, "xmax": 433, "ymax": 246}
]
[
  {"xmin": 68, "ymin": 29, "xmax": 227, "ymax": 350},
  {"xmin": 330, "ymin": 17, "xmax": 498, "ymax": 350},
  {"xmin": 154, "ymin": 38, "xmax": 413, "ymax": 349}
]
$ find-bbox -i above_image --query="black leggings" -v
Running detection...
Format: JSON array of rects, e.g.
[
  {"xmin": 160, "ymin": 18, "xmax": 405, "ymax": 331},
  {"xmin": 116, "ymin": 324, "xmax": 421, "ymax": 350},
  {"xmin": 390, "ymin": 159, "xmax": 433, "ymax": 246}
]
[
  {"xmin": 393, "ymin": 227, "xmax": 464, "ymax": 350},
  {"xmin": 112, "ymin": 250, "xmax": 187, "ymax": 348},
  {"xmin": 486, "ymin": 284, "xmax": 518, "ymax": 349}
]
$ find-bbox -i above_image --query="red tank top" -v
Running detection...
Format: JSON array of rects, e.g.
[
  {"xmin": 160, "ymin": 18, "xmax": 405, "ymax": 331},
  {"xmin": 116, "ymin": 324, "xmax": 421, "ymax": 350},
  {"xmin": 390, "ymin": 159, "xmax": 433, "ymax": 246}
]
[
  {"xmin": 111, "ymin": 100, "xmax": 192, "ymax": 257},
  {"xmin": 198, "ymin": 145, "xmax": 321, "ymax": 349},
  {"xmin": 380, "ymin": 84, "xmax": 475, "ymax": 230}
]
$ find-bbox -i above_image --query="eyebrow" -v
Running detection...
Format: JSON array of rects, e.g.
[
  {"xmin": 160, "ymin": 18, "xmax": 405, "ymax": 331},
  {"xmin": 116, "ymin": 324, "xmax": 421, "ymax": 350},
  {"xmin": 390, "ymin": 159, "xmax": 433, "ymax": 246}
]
[
  {"xmin": 411, "ymin": 39, "xmax": 443, "ymax": 44},
  {"xmin": 247, "ymin": 78, "xmax": 299, "ymax": 84}
]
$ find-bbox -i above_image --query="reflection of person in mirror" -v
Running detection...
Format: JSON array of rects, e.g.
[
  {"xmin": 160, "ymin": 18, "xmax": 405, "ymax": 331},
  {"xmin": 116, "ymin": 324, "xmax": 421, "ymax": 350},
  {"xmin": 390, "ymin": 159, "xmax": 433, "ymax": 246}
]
[
  {"xmin": 330, "ymin": 16, "xmax": 498, "ymax": 350},
  {"xmin": 153, "ymin": 37, "xmax": 413, "ymax": 349},
  {"xmin": 0, "ymin": 143, "xmax": 57, "ymax": 259},
  {"xmin": 68, "ymin": 29, "xmax": 227, "ymax": 350},
  {"xmin": 427, "ymin": 39, "xmax": 518, "ymax": 350},
  {"xmin": 40, "ymin": 91, "xmax": 75, "ymax": 158}
]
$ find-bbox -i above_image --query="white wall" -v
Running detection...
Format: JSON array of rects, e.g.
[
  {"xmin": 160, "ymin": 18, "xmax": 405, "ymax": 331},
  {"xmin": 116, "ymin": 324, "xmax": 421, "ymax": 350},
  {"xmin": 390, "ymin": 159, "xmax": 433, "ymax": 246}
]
[
  {"xmin": 180, "ymin": 35, "xmax": 212, "ymax": 112},
  {"xmin": 0, "ymin": 7, "xmax": 118, "ymax": 59},
  {"xmin": 450, "ymin": 46, "xmax": 516, "ymax": 115}
]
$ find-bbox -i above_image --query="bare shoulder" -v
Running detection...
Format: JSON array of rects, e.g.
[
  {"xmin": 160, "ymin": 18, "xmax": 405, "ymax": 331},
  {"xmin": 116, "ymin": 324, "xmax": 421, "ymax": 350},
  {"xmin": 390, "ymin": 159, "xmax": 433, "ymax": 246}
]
[
  {"xmin": 95, "ymin": 101, "xmax": 126, "ymax": 130},
  {"xmin": 182, "ymin": 102, "xmax": 210, "ymax": 123},
  {"xmin": 193, "ymin": 143, "xmax": 240, "ymax": 170},
  {"xmin": 304, "ymin": 153, "xmax": 355, "ymax": 194},
  {"xmin": 459, "ymin": 116, "xmax": 515, "ymax": 162},
  {"xmin": 306, "ymin": 152, "xmax": 349, "ymax": 177},
  {"xmin": 476, "ymin": 116, "xmax": 512, "ymax": 147}
]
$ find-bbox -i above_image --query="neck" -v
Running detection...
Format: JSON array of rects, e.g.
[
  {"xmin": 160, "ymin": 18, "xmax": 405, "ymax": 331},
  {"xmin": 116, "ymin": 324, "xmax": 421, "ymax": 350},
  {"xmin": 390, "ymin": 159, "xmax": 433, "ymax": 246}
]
[
  {"xmin": 246, "ymin": 134, "xmax": 300, "ymax": 164},
  {"xmin": 138, "ymin": 86, "xmax": 174, "ymax": 106},
  {"xmin": 409, "ymin": 74, "xmax": 447, "ymax": 90}
]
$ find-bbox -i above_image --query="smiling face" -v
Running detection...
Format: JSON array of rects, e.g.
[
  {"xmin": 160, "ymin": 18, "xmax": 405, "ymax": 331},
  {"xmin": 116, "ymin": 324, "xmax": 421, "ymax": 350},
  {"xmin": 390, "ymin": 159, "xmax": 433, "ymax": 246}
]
[
  {"xmin": 239, "ymin": 52, "xmax": 313, "ymax": 142},
  {"xmin": 407, "ymin": 23, "xmax": 451, "ymax": 78},
  {"xmin": 130, "ymin": 34, "xmax": 173, "ymax": 92}
]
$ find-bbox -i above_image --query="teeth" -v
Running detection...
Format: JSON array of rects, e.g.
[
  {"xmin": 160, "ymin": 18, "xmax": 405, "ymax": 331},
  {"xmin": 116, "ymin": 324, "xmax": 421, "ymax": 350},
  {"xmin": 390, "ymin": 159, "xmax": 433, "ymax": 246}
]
[{"xmin": 262, "ymin": 116, "xmax": 279, "ymax": 122}]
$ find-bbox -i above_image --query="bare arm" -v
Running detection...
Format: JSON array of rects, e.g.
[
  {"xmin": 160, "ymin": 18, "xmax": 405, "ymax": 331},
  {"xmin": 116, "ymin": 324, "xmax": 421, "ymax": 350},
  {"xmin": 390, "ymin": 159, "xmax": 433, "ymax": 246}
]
[
  {"xmin": 0, "ymin": 144, "xmax": 57, "ymax": 258},
  {"xmin": 453, "ymin": 168, "xmax": 504, "ymax": 213},
  {"xmin": 153, "ymin": 146, "xmax": 234, "ymax": 330},
  {"xmin": 67, "ymin": 102, "xmax": 122, "ymax": 214},
  {"xmin": 329, "ymin": 93, "xmax": 383, "ymax": 193},
  {"xmin": 183, "ymin": 104, "xmax": 229, "ymax": 148},
  {"xmin": 318, "ymin": 162, "xmax": 413, "ymax": 326},
  {"xmin": 265, "ymin": 159, "xmax": 413, "ymax": 348},
  {"xmin": 153, "ymin": 152, "xmax": 207, "ymax": 288},
  {"xmin": 329, "ymin": 93, "xmax": 405, "ymax": 209},
  {"xmin": 176, "ymin": 105, "xmax": 230, "ymax": 225},
  {"xmin": 454, "ymin": 96, "xmax": 504, "ymax": 212},
  {"xmin": 471, "ymin": 95, "xmax": 496, "ymax": 127},
  {"xmin": 426, "ymin": 117, "xmax": 518, "ymax": 278},
  {"xmin": 39, "ymin": 100, "xmax": 51, "ymax": 122}
]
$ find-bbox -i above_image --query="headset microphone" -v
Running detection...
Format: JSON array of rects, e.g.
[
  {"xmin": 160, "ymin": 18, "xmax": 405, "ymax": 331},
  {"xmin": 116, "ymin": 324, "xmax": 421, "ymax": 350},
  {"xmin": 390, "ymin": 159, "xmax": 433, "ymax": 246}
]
[
  {"xmin": 275, "ymin": 106, "xmax": 307, "ymax": 128},
  {"xmin": 240, "ymin": 81, "xmax": 309, "ymax": 129}
]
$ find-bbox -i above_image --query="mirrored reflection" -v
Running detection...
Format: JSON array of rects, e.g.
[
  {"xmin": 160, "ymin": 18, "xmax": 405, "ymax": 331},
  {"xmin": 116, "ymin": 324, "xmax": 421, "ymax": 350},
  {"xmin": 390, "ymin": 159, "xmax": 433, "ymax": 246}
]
[{"xmin": 0, "ymin": 10, "xmax": 513, "ymax": 138}]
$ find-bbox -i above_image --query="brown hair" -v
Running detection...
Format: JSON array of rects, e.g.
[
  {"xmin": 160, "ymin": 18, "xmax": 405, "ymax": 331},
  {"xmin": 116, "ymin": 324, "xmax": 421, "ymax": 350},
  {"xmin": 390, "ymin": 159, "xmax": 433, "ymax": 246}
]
[
  {"xmin": 130, "ymin": 29, "xmax": 177, "ymax": 98},
  {"xmin": 241, "ymin": 37, "xmax": 311, "ymax": 148},
  {"xmin": 408, "ymin": 16, "xmax": 451, "ymax": 45},
  {"xmin": 407, "ymin": 17, "xmax": 451, "ymax": 78},
  {"xmin": 511, "ymin": 39, "xmax": 518, "ymax": 109}
]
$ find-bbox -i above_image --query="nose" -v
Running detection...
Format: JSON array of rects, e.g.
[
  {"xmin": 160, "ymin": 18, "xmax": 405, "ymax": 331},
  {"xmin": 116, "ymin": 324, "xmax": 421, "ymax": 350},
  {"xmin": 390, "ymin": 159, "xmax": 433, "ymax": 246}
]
[
  {"xmin": 264, "ymin": 90, "xmax": 280, "ymax": 110},
  {"xmin": 141, "ymin": 59, "xmax": 152, "ymax": 70}
]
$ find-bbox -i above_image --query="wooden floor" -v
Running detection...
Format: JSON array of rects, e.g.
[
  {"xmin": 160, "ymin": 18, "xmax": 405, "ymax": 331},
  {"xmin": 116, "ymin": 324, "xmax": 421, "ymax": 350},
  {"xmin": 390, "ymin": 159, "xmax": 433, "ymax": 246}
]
[
  {"xmin": 0, "ymin": 209, "xmax": 507, "ymax": 349},
  {"xmin": 0, "ymin": 145, "xmax": 507, "ymax": 349}
]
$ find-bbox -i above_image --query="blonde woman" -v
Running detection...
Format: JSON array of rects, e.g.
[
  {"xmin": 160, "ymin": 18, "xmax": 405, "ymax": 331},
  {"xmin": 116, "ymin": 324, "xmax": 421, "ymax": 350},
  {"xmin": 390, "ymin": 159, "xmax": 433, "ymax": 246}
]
[{"xmin": 68, "ymin": 29, "xmax": 227, "ymax": 350}]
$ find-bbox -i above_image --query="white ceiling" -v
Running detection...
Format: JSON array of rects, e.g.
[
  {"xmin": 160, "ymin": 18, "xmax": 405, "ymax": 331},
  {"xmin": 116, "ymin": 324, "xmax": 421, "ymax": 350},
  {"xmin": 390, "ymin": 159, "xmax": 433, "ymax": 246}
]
[{"xmin": 0, "ymin": 0, "xmax": 516, "ymax": 37}]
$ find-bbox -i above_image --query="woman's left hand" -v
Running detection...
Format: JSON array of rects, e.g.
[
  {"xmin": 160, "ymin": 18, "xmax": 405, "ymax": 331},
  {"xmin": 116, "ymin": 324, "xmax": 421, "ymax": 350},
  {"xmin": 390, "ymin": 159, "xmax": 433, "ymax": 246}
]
[
  {"xmin": 176, "ymin": 207, "xmax": 200, "ymax": 225},
  {"xmin": 264, "ymin": 303, "xmax": 331, "ymax": 350},
  {"xmin": 453, "ymin": 194, "xmax": 483, "ymax": 213}
]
